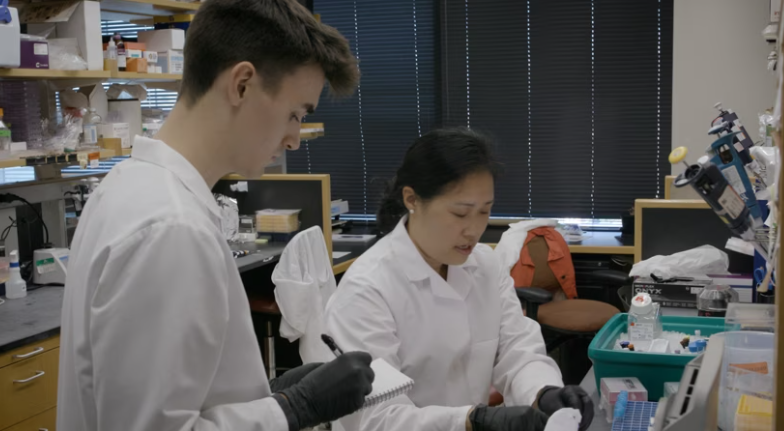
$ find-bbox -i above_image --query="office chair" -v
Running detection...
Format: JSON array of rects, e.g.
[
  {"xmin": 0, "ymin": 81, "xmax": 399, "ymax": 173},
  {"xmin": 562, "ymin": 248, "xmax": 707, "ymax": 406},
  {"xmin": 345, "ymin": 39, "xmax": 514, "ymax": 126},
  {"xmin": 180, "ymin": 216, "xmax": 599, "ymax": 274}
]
[{"xmin": 513, "ymin": 232, "xmax": 628, "ymax": 383}]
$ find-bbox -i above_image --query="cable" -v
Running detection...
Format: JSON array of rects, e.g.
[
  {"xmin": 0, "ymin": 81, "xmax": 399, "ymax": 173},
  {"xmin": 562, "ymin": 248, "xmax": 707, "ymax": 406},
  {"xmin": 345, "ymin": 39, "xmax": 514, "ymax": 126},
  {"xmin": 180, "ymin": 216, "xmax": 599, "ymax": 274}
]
[{"xmin": 0, "ymin": 194, "xmax": 50, "ymax": 247}]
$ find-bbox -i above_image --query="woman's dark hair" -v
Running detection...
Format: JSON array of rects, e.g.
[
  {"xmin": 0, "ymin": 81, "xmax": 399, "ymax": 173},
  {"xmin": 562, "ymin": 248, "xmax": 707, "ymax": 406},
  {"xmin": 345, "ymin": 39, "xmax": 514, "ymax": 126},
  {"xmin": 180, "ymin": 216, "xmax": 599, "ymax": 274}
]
[{"xmin": 377, "ymin": 128, "xmax": 501, "ymax": 233}]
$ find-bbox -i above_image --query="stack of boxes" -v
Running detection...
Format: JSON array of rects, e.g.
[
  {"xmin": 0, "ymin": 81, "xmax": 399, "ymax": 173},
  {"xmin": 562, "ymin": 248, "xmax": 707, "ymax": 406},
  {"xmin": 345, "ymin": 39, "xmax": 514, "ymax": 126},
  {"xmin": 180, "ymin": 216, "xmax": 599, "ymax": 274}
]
[{"xmin": 138, "ymin": 29, "xmax": 185, "ymax": 74}]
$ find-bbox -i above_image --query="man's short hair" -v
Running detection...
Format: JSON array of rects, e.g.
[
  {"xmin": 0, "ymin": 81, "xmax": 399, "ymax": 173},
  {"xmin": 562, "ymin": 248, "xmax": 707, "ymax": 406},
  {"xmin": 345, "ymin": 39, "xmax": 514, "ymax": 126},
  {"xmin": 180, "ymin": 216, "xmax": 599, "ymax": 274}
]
[{"xmin": 181, "ymin": 0, "xmax": 358, "ymax": 105}]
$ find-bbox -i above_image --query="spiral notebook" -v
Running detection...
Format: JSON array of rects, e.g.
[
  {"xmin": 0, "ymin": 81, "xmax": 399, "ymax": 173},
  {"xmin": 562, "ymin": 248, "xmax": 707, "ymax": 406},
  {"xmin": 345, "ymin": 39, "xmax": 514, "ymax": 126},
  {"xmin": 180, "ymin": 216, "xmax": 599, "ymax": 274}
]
[{"xmin": 364, "ymin": 358, "xmax": 415, "ymax": 409}]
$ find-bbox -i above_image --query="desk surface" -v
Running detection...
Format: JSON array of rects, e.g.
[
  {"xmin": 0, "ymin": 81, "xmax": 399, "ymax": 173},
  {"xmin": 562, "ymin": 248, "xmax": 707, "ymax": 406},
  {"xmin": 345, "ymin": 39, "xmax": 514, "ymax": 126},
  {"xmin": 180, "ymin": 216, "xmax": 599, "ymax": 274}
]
[
  {"xmin": 481, "ymin": 228, "xmax": 634, "ymax": 255},
  {"xmin": 232, "ymin": 242, "xmax": 288, "ymax": 273},
  {"xmin": 0, "ymin": 287, "xmax": 63, "ymax": 354}
]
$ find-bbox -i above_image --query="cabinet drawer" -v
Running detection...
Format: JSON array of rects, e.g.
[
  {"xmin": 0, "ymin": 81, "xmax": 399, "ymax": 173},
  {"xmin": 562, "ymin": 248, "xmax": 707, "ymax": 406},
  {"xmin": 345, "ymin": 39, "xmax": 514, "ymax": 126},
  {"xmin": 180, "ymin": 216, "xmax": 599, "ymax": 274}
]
[
  {"xmin": 0, "ymin": 336, "xmax": 60, "ymax": 369},
  {"xmin": 0, "ymin": 348, "xmax": 59, "ymax": 430},
  {"xmin": 4, "ymin": 406, "xmax": 56, "ymax": 431}
]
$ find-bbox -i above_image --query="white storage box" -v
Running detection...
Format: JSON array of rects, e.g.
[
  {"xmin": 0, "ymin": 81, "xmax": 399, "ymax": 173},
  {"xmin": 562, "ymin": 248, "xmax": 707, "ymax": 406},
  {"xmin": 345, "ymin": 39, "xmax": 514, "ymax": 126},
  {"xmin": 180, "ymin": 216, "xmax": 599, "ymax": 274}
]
[
  {"xmin": 0, "ymin": 6, "xmax": 21, "ymax": 68},
  {"xmin": 158, "ymin": 49, "xmax": 184, "ymax": 74},
  {"xmin": 55, "ymin": 1, "xmax": 102, "ymax": 71},
  {"xmin": 138, "ymin": 29, "xmax": 185, "ymax": 52},
  {"xmin": 99, "ymin": 122, "xmax": 131, "ymax": 148}
]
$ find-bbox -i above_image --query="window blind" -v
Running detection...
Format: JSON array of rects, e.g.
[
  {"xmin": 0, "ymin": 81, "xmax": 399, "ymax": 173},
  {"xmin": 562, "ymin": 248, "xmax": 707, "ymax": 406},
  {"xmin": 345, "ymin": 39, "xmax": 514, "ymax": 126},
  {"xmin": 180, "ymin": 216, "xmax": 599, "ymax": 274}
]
[
  {"xmin": 286, "ymin": 0, "xmax": 439, "ymax": 216},
  {"xmin": 442, "ymin": 0, "xmax": 673, "ymax": 219}
]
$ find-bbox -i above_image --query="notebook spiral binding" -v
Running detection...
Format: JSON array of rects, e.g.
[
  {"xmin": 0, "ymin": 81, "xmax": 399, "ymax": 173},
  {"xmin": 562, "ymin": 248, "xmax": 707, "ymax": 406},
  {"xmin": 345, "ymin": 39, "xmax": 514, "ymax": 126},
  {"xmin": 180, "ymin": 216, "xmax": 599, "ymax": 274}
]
[{"xmin": 362, "ymin": 380, "xmax": 415, "ymax": 409}]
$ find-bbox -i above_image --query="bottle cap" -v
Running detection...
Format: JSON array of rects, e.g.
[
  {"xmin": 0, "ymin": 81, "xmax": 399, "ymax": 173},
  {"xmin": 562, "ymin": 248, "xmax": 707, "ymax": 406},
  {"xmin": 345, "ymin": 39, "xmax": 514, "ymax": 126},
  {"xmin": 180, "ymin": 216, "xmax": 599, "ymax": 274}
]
[
  {"xmin": 630, "ymin": 292, "xmax": 653, "ymax": 314},
  {"xmin": 9, "ymin": 250, "xmax": 18, "ymax": 267}
]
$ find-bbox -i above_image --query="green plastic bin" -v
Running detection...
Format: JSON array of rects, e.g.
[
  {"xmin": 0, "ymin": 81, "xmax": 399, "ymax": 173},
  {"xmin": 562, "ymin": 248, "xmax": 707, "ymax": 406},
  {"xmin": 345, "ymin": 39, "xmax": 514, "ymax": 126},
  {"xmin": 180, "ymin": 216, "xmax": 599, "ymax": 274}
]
[{"xmin": 588, "ymin": 313, "xmax": 725, "ymax": 400}]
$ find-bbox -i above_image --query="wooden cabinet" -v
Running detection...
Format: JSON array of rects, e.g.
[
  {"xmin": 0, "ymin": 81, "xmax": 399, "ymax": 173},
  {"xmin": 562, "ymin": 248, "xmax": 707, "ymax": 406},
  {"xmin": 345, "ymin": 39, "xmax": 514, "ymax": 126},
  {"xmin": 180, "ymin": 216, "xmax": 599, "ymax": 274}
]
[
  {"xmin": 4, "ymin": 407, "xmax": 56, "ymax": 431},
  {"xmin": 0, "ymin": 336, "xmax": 59, "ymax": 431}
]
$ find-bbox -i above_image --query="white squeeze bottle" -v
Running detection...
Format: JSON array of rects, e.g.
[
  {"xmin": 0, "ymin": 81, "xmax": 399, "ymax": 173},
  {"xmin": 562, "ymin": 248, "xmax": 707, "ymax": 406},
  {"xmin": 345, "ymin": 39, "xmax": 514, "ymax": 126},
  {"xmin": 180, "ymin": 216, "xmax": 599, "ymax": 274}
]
[{"xmin": 5, "ymin": 250, "xmax": 27, "ymax": 299}]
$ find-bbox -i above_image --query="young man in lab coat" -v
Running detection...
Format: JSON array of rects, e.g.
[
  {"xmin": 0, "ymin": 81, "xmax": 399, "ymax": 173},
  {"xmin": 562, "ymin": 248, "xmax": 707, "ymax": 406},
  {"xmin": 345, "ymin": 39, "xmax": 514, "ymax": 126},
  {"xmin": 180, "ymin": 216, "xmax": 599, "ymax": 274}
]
[{"xmin": 57, "ymin": 1, "xmax": 374, "ymax": 430}]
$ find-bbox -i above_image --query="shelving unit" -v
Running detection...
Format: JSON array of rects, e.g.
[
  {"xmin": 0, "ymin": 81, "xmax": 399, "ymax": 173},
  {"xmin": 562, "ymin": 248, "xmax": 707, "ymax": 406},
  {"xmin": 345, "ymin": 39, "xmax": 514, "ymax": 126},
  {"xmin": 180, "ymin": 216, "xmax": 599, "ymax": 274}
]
[
  {"xmin": 0, "ymin": 149, "xmax": 118, "ymax": 169},
  {"xmin": 0, "ymin": 69, "xmax": 112, "ymax": 80},
  {"xmin": 110, "ymin": 71, "xmax": 183, "ymax": 82}
]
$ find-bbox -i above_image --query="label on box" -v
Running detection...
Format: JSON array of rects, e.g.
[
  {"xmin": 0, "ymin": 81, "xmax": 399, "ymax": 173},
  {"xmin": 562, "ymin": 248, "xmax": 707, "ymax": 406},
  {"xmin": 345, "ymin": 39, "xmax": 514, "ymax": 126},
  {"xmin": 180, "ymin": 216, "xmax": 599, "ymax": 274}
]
[
  {"xmin": 34, "ymin": 43, "xmax": 48, "ymax": 56},
  {"xmin": 36, "ymin": 257, "xmax": 56, "ymax": 274},
  {"xmin": 144, "ymin": 51, "xmax": 158, "ymax": 63},
  {"xmin": 127, "ymin": 49, "xmax": 143, "ymax": 59}
]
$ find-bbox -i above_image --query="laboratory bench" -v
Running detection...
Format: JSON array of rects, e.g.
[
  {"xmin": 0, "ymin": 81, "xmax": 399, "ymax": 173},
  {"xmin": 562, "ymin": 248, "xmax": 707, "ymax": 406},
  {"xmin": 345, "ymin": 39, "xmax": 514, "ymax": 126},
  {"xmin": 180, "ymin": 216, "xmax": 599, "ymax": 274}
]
[
  {"xmin": 0, "ymin": 287, "xmax": 62, "ymax": 431},
  {"xmin": 480, "ymin": 227, "xmax": 635, "ymax": 255}
]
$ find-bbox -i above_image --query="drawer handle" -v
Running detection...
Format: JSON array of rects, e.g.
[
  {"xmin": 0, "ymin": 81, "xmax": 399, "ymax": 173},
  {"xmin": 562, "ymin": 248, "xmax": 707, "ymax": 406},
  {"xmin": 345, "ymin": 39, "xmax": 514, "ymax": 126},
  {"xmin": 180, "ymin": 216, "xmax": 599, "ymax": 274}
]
[
  {"xmin": 12, "ymin": 346, "xmax": 44, "ymax": 359},
  {"xmin": 13, "ymin": 370, "xmax": 45, "ymax": 384}
]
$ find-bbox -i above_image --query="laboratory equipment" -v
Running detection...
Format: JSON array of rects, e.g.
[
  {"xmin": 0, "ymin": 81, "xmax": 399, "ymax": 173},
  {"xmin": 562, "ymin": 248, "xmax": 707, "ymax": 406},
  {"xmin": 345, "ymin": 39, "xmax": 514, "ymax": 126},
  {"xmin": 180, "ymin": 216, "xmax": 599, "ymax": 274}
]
[
  {"xmin": 32, "ymin": 248, "xmax": 69, "ymax": 285},
  {"xmin": 632, "ymin": 277, "xmax": 711, "ymax": 309},
  {"xmin": 628, "ymin": 292, "xmax": 662, "ymax": 342},
  {"xmin": 652, "ymin": 334, "xmax": 724, "ymax": 431},
  {"xmin": 705, "ymin": 130, "xmax": 763, "ymax": 222},
  {"xmin": 5, "ymin": 250, "xmax": 26, "ymax": 299},
  {"xmin": 724, "ymin": 303, "xmax": 775, "ymax": 332},
  {"xmin": 589, "ymin": 314, "xmax": 725, "ymax": 399},
  {"xmin": 82, "ymin": 107, "xmax": 102, "ymax": 145},
  {"xmin": 671, "ymin": 148, "xmax": 767, "ymax": 260},
  {"xmin": 710, "ymin": 104, "xmax": 762, "ymax": 180},
  {"xmin": 600, "ymin": 377, "xmax": 648, "ymax": 423},
  {"xmin": 0, "ymin": 0, "xmax": 20, "ymax": 69},
  {"xmin": 734, "ymin": 394, "xmax": 772, "ymax": 431},
  {"xmin": 612, "ymin": 401, "xmax": 658, "ymax": 431},
  {"xmin": 696, "ymin": 284, "xmax": 739, "ymax": 317},
  {"xmin": 0, "ymin": 108, "xmax": 10, "ymax": 153},
  {"xmin": 719, "ymin": 331, "xmax": 774, "ymax": 430}
]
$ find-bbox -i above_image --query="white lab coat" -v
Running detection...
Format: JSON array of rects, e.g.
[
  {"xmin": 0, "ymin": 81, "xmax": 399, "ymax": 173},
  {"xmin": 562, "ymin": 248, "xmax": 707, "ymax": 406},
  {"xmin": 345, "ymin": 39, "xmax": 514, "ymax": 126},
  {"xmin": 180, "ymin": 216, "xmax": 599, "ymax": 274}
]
[
  {"xmin": 272, "ymin": 226, "xmax": 336, "ymax": 364},
  {"xmin": 324, "ymin": 216, "xmax": 563, "ymax": 431},
  {"xmin": 494, "ymin": 219, "xmax": 558, "ymax": 272},
  {"xmin": 58, "ymin": 137, "xmax": 289, "ymax": 431}
]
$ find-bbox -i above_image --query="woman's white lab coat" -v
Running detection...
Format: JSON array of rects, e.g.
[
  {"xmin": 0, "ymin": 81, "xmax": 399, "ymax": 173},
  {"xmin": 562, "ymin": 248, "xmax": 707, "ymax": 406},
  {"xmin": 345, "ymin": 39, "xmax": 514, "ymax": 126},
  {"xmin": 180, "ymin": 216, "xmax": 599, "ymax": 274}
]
[{"xmin": 324, "ymin": 216, "xmax": 563, "ymax": 431}]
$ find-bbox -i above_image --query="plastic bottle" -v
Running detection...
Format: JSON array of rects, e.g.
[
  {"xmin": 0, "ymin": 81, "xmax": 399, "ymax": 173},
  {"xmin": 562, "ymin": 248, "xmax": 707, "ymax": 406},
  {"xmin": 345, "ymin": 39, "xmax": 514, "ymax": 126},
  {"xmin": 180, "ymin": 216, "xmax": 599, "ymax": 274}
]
[
  {"xmin": 82, "ymin": 107, "xmax": 102, "ymax": 145},
  {"xmin": 5, "ymin": 250, "xmax": 27, "ymax": 299},
  {"xmin": 0, "ymin": 107, "xmax": 11, "ymax": 152},
  {"xmin": 628, "ymin": 292, "xmax": 662, "ymax": 342},
  {"xmin": 106, "ymin": 38, "xmax": 117, "ymax": 60}
]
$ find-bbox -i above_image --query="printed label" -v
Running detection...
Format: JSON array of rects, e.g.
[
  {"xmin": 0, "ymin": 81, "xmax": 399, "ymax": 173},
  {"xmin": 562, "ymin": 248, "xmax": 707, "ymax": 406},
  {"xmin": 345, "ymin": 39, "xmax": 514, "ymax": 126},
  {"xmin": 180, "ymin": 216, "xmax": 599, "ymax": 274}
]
[
  {"xmin": 691, "ymin": 287, "xmax": 704, "ymax": 294},
  {"xmin": 721, "ymin": 165, "xmax": 747, "ymax": 196},
  {"xmin": 0, "ymin": 129, "xmax": 10, "ymax": 138},
  {"xmin": 33, "ymin": 43, "xmax": 48, "ymax": 56},
  {"xmin": 629, "ymin": 322, "xmax": 655, "ymax": 340},
  {"xmin": 718, "ymin": 187, "xmax": 746, "ymax": 220},
  {"xmin": 36, "ymin": 257, "xmax": 55, "ymax": 274},
  {"xmin": 83, "ymin": 124, "xmax": 98, "ymax": 145}
]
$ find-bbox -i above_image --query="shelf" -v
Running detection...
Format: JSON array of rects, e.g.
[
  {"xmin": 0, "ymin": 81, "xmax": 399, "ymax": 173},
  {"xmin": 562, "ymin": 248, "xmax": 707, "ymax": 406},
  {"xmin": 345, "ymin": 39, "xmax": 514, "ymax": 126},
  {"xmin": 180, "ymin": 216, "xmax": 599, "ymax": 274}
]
[
  {"xmin": 110, "ymin": 71, "xmax": 183, "ymax": 82},
  {"xmin": 0, "ymin": 149, "xmax": 118, "ymax": 169},
  {"xmin": 0, "ymin": 69, "xmax": 112, "ymax": 80},
  {"xmin": 121, "ymin": 148, "xmax": 133, "ymax": 156},
  {"xmin": 100, "ymin": 0, "xmax": 200, "ymax": 20},
  {"xmin": 301, "ymin": 123, "xmax": 325, "ymax": 140},
  {"xmin": 120, "ymin": 0, "xmax": 200, "ymax": 11}
]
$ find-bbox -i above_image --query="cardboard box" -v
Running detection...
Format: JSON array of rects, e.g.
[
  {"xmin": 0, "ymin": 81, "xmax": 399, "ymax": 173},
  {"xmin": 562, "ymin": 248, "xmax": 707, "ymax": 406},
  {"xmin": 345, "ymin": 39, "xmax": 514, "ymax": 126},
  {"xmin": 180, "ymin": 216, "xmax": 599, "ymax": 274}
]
[
  {"xmin": 138, "ymin": 29, "xmax": 185, "ymax": 52},
  {"xmin": 632, "ymin": 278, "xmax": 712, "ymax": 309},
  {"xmin": 20, "ymin": 38, "xmax": 49, "ymax": 69},
  {"xmin": 55, "ymin": 1, "xmax": 102, "ymax": 71},
  {"xmin": 99, "ymin": 123, "xmax": 130, "ymax": 148},
  {"xmin": 59, "ymin": 84, "xmax": 108, "ymax": 120},
  {"xmin": 158, "ymin": 49, "xmax": 184, "ymax": 74},
  {"xmin": 108, "ymin": 99, "xmax": 142, "ymax": 144},
  {"xmin": 153, "ymin": 14, "xmax": 196, "ymax": 24},
  {"xmin": 105, "ymin": 41, "xmax": 147, "ymax": 51},
  {"xmin": 146, "ymin": 64, "xmax": 157, "ymax": 74},
  {"xmin": 99, "ymin": 137, "xmax": 123, "ymax": 153},
  {"xmin": 126, "ymin": 58, "xmax": 148, "ymax": 73}
]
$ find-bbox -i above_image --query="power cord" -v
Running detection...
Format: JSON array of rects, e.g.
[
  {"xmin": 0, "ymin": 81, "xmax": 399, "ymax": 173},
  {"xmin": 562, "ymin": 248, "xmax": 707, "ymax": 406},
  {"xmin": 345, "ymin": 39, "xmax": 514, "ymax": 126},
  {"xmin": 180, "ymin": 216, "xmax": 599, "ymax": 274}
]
[{"xmin": 0, "ymin": 193, "xmax": 50, "ymax": 247}]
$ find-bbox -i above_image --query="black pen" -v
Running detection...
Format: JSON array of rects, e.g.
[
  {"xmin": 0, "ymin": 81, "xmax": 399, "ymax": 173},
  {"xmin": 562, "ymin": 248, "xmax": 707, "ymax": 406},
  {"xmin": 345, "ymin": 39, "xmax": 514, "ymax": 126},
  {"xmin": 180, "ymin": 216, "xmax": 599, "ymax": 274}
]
[{"xmin": 321, "ymin": 334, "xmax": 344, "ymax": 357}]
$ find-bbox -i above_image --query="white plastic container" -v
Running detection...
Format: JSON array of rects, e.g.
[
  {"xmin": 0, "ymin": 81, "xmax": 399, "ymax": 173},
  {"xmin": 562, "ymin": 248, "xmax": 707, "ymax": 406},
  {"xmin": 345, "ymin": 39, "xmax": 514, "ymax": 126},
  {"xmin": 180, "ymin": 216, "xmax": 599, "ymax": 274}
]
[
  {"xmin": 0, "ymin": 6, "xmax": 21, "ymax": 68},
  {"xmin": 5, "ymin": 250, "xmax": 26, "ymax": 299},
  {"xmin": 718, "ymin": 331, "xmax": 775, "ymax": 431},
  {"xmin": 628, "ymin": 292, "xmax": 662, "ymax": 342}
]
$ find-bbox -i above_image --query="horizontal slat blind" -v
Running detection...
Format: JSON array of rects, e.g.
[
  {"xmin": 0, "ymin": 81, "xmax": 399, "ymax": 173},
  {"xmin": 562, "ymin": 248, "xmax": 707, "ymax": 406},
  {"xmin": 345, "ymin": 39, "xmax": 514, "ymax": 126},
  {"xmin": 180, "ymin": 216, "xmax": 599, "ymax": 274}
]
[
  {"xmin": 442, "ymin": 0, "xmax": 672, "ymax": 218},
  {"xmin": 286, "ymin": 0, "xmax": 438, "ymax": 216}
]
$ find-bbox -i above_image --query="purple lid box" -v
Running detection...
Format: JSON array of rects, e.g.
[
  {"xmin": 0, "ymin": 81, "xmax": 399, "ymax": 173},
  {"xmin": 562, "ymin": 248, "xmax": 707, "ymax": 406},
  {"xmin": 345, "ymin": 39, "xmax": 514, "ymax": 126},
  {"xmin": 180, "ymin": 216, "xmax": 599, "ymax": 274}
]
[{"xmin": 20, "ymin": 39, "xmax": 49, "ymax": 69}]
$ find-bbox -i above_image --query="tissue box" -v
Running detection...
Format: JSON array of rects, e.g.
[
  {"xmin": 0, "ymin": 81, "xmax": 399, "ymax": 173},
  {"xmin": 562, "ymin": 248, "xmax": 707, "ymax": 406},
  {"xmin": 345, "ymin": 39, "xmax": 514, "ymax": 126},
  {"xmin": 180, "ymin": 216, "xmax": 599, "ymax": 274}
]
[
  {"xmin": 158, "ymin": 49, "xmax": 184, "ymax": 74},
  {"xmin": 138, "ymin": 29, "xmax": 185, "ymax": 51},
  {"xmin": 99, "ymin": 123, "xmax": 130, "ymax": 148},
  {"xmin": 20, "ymin": 38, "xmax": 49, "ymax": 69}
]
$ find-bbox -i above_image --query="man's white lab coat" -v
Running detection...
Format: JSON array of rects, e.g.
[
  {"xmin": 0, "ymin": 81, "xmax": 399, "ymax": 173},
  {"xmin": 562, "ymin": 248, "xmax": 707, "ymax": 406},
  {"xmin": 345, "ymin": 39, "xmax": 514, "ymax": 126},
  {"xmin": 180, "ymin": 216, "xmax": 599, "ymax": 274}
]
[
  {"xmin": 58, "ymin": 137, "xmax": 290, "ymax": 431},
  {"xmin": 272, "ymin": 226, "xmax": 336, "ymax": 364},
  {"xmin": 324, "ymin": 216, "xmax": 563, "ymax": 431}
]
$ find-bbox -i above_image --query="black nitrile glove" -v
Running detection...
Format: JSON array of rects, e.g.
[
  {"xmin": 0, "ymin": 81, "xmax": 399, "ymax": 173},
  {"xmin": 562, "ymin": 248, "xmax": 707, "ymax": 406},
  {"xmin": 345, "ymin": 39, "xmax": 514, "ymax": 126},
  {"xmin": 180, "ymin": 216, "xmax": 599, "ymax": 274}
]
[
  {"xmin": 279, "ymin": 351, "xmax": 374, "ymax": 429},
  {"xmin": 536, "ymin": 386, "xmax": 594, "ymax": 431},
  {"xmin": 469, "ymin": 405, "xmax": 549, "ymax": 431},
  {"xmin": 269, "ymin": 362, "xmax": 323, "ymax": 393}
]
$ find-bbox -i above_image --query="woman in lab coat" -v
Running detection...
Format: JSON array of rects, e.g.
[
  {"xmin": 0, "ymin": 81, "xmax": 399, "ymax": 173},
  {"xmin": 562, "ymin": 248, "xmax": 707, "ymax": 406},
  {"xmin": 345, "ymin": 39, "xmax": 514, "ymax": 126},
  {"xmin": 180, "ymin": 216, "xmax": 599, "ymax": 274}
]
[{"xmin": 325, "ymin": 128, "xmax": 594, "ymax": 431}]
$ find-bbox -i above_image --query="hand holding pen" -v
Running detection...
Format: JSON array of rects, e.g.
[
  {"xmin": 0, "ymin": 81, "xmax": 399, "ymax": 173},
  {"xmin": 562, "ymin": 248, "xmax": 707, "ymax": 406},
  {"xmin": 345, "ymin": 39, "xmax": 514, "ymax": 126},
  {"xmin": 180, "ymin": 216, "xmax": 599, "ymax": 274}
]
[{"xmin": 275, "ymin": 334, "xmax": 375, "ymax": 428}]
